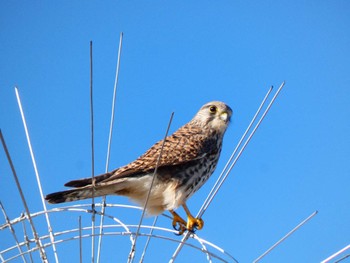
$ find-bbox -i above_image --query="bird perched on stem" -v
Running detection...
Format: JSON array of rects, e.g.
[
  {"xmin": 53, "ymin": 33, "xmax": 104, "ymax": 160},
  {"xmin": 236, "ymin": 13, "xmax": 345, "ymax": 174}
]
[{"xmin": 46, "ymin": 101, "xmax": 232, "ymax": 235}]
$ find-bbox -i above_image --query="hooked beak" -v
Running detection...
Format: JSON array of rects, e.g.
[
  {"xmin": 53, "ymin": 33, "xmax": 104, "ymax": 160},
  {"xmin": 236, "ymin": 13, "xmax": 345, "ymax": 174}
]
[{"xmin": 220, "ymin": 111, "xmax": 230, "ymax": 123}]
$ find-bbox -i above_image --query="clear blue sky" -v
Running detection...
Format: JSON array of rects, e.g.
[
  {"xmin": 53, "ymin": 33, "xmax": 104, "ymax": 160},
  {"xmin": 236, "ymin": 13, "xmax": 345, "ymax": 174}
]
[{"xmin": 1, "ymin": 1, "xmax": 349, "ymax": 262}]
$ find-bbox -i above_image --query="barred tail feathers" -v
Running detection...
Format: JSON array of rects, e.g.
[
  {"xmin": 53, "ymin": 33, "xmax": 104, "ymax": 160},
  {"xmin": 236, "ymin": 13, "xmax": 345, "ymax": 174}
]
[
  {"xmin": 45, "ymin": 178, "xmax": 128, "ymax": 204},
  {"xmin": 45, "ymin": 187, "xmax": 97, "ymax": 204}
]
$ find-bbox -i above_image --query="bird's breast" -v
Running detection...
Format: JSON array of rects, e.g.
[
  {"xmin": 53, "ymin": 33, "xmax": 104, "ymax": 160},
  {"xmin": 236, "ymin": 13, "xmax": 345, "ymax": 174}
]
[{"xmin": 177, "ymin": 145, "xmax": 222, "ymax": 201}]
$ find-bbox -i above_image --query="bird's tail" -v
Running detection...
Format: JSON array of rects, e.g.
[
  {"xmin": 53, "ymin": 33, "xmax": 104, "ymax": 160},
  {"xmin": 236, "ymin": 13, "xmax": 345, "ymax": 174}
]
[
  {"xmin": 45, "ymin": 177, "xmax": 130, "ymax": 204},
  {"xmin": 45, "ymin": 186, "xmax": 99, "ymax": 204}
]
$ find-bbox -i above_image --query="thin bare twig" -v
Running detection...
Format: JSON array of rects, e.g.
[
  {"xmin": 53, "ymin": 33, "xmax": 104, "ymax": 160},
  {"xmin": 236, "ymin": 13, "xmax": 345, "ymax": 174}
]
[
  {"xmin": 89, "ymin": 40, "xmax": 96, "ymax": 263},
  {"xmin": 321, "ymin": 244, "xmax": 350, "ymax": 263},
  {"xmin": 97, "ymin": 32, "xmax": 124, "ymax": 263},
  {"xmin": 253, "ymin": 210, "xmax": 318, "ymax": 262},
  {"xmin": 128, "ymin": 112, "xmax": 175, "ymax": 263},
  {"xmin": 79, "ymin": 216, "xmax": 83, "ymax": 263},
  {"xmin": 139, "ymin": 216, "xmax": 158, "ymax": 262},
  {"xmin": 0, "ymin": 130, "xmax": 47, "ymax": 262},
  {"xmin": 0, "ymin": 201, "xmax": 27, "ymax": 263}
]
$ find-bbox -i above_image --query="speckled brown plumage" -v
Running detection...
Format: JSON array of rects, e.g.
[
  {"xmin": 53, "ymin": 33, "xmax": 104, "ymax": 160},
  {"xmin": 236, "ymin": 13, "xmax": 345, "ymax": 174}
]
[{"xmin": 45, "ymin": 101, "xmax": 232, "ymax": 234}]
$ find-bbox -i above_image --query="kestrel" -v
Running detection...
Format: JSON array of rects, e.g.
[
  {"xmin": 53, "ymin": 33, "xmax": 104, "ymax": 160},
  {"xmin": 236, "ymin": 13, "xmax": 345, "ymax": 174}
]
[{"xmin": 46, "ymin": 101, "xmax": 232, "ymax": 234}]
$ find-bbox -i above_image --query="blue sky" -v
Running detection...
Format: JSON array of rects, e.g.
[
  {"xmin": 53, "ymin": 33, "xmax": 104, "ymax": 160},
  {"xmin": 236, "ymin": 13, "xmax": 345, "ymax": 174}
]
[{"xmin": 1, "ymin": 1, "xmax": 349, "ymax": 262}]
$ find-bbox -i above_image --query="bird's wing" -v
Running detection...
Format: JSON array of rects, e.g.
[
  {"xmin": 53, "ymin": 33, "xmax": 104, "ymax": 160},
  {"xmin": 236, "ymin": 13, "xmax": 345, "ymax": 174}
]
[
  {"xmin": 103, "ymin": 124, "xmax": 218, "ymax": 181},
  {"xmin": 65, "ymin": 124, "xmax": 218, "ymax": 187}
]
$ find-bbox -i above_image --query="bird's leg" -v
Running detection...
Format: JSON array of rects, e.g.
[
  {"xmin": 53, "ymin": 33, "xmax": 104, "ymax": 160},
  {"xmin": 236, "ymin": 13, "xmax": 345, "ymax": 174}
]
[
  {"xmin": 169, "ymin": 210, "xmax": 187, "ymax": 235},
  {"xmin": 182, "ymin": 203, "xmax": 204, "ymax": 232}
]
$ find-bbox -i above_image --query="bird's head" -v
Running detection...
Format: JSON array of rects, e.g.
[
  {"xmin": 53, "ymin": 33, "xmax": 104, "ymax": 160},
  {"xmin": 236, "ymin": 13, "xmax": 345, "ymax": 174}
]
[{"xmin": 192, "ymin": 101, "xmax": 232, "ymax": 134}]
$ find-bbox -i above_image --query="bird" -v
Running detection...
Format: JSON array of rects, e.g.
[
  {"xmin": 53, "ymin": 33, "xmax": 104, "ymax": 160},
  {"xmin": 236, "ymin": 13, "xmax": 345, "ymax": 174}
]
[{"xmin": 45, "ymin": 101, "xmax": 232, "ymax": 234}]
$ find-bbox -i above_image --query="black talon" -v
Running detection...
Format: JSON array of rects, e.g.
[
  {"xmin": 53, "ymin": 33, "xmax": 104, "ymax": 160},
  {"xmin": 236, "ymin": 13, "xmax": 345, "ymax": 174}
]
[
  {"xmin": 189, "ymin": 227, "xmax": 197, "ymax": 233},
  {"xmin": 172, "ymin": 222, "xmax": 186, "ymax": 235},
  {"xmin": 173, "ymin": 223, "xmax": 180, "ymax": 231}
]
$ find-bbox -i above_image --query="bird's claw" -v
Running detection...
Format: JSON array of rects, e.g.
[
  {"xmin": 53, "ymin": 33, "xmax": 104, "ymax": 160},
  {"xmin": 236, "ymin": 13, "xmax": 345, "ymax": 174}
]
[
  {"xmin": 172, "ymin": 215, "xmax": 204, "ymax": 235},
  {"xmin": 172, "ymin": 214, "xmax": 187, "ymax": 235},
  {"xmin": 170, "ymin": 208, "xmax": 204, "ymax": 235},
  {"xmin": 187, "ymin": 217, "xmax": 204, "ymax": 233},
  {"xmin": 172, "ymin": 221, "xmax": 187, "ymax": 235}
]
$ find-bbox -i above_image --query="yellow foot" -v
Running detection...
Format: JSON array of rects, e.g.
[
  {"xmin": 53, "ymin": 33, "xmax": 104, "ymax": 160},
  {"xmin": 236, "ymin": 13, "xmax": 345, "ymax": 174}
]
[
  {"xmin": 170, "ymin": 210, "xmax": 187, "ymax": 235},
  {"xmin": 187, "ymin": 215, "xmax": 204, "ymax": 233},
  {"xmin": 182, "ymin": 203, "xmax": 204, "ymax": 233}
]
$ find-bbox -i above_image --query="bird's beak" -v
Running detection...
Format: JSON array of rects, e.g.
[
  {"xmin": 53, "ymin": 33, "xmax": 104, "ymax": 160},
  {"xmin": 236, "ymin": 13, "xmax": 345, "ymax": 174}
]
[{"xmin": 220, "ymin": 111, "xmax": 230, "ymax": 123}]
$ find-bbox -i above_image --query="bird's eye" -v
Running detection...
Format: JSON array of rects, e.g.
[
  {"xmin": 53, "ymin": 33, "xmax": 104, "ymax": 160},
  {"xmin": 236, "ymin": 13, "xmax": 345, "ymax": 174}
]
[{"xmin": 209, "ymin": 105, "xmax": 217, "ymax": 113}]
